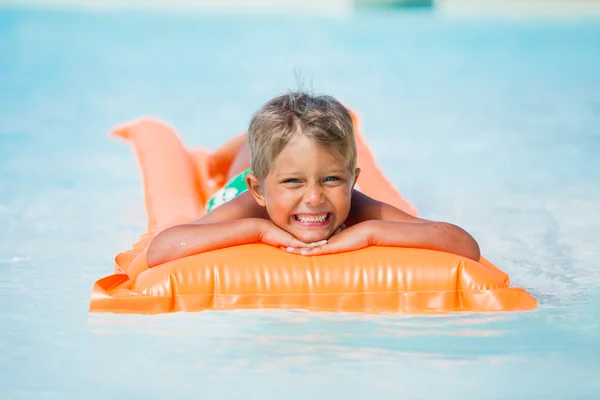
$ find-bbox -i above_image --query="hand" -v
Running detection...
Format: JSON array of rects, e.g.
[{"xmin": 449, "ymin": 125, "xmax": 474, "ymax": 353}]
[
  {"xmin": 258, "ymin": 221, "xmax": 326, "ymax": 250},
  {"xmin": 285, "ymin": 222, "xmax": 373, "ymax": 256}
]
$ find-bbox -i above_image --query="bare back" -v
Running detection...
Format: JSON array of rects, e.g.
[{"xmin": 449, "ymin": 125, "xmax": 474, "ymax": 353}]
[{"xmin": 195, "ymin": 137, "xmax": 424, "ymax": 227}]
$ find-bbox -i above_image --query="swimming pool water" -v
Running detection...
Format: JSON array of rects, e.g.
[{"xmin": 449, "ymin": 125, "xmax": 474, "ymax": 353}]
[{"xmin": 1, "ymin": 7, "xmax": 599, "ymax": 399}]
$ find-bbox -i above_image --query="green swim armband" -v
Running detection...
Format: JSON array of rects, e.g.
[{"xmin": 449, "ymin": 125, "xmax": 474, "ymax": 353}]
[{"xmin": 205, "ymin": 169, "xmax": 251, "ymax": 213}]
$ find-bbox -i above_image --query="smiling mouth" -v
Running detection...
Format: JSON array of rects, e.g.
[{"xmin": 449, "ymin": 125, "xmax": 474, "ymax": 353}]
[{"xmin": 293, "ymin": 213, "xmax": 332, "ymax": 225}]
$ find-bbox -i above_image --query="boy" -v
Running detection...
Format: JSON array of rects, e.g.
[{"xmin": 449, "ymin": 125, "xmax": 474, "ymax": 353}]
[{"xmin": 146, "ymin": 92, "xmax": 480, "ymax": 267}]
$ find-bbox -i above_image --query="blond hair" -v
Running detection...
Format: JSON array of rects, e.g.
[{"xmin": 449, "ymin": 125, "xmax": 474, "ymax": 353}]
[{"xmin": 248, "ymin": 92, "xmax": 357, "ymax": 180}]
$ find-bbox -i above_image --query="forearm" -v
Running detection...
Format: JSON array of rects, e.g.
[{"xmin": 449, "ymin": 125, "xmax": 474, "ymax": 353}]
[
  {"xmin": 366, "ymin": 220, "xmax": 481, "ymax": 261},
  {"xmin": 147, "ymin": 218, "xmax": 266, "ymax": 267}
]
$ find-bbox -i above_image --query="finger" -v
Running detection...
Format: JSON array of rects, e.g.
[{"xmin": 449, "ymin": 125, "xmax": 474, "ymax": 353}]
[
  {"xmin": 300, "ymin": 245, "xmax": 334, "ymax": 256},
  {"xmin": 289, "ymin": 238, "xmax": 309, "ymax": 248},
  {"xmin": 283, "ymin": 246, "xmax": 306, "ymax": 255},
  {"xmin": 306, "ymin": 240, "xmax": 327, "ymax": 248}
]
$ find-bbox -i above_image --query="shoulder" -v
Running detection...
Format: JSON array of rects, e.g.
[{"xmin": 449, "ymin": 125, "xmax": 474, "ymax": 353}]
[
  {"xmin": 191, "ymin": 191, "xmax": 268, "ymax": 225},
  {"xmin": 347, "ymin": 189, "xmax": 428, "ymax": 225}
]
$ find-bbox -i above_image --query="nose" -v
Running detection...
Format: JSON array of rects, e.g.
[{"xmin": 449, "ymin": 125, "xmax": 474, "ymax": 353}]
[{"xmin": 303, "ymin": 183, "xmax": 324, "ymax": 205}]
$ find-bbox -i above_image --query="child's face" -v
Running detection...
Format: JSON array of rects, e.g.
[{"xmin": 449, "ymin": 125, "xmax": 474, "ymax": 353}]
[{"xmin": 248, "ymin": 135, "xmax": 359, "ymax": 243}]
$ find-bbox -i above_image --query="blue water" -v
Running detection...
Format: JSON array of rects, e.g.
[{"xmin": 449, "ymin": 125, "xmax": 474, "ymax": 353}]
[{"xmin": 1, "ymin": 6, "xmax": 600, "ymax": 399}]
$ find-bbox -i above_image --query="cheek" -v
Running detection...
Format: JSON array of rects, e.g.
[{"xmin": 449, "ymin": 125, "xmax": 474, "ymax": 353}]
[
  {"xmin": 330, "ymin": 187, "xmax": 353, "ymax": 212},
  {"xmin": 265, "ymin": 190, "xmax": 295, "ymax": 219}
]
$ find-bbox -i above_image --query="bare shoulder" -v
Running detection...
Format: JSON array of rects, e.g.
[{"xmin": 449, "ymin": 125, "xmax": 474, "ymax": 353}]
[
  {"xmin": 347, "ymin": 190, "xmax": 428, "ymax": 225},
  {"xmin": 190, "ymin": 191, "xmax": 268, "ymax": 225}
]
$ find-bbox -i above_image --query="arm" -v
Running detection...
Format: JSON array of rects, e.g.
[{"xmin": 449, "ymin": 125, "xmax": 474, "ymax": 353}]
[
  {"xmin": 365, "ymin": 219, "xmax": 480, "ymax": 261},
  {"xmin": 296, "ymin": 190, "xmax": 481, "ymax": 261},
  {"xmin": 352, "ymin": 190, "xmax": 481, "ymax": 260},
  {"xmin": 147, "ymin": 218, "xmax": 263, "ymax": 267},
  {"xmin": 296, "ymin": 220, "xmax": 480, "ymax": 261},
  {"xmin": 148, "ymin": 191, "xmax": 265, "ymax": 267},
  {"xmin": 146, "ymin": 191, "xmax": 306, "ymax": 267}
]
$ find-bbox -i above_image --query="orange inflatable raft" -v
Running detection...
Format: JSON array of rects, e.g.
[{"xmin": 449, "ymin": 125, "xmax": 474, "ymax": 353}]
[{"xmin": 89, "ymin": 114, "xmax": 537, "ymax": 314}]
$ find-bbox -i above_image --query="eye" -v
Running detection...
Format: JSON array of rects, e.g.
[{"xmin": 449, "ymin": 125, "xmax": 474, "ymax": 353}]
[
  {"xmin": 323, "ymin": 176, "xmax": 341, "ymax": 182},
  {"xmin": 284, "ymin": 178, "xmax": 302, "ymax": 183}
]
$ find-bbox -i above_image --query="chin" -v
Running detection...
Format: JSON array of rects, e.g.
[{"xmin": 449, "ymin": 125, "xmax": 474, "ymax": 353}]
[{"xmin": 293, "ymin": 229, "xmax": 331, "ymax": 244}]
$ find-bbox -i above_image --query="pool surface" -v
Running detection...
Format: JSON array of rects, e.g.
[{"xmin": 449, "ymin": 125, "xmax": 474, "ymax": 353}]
[{"xmin": 1, "ymin": 6, "xmax": 599, "ymax": 399}]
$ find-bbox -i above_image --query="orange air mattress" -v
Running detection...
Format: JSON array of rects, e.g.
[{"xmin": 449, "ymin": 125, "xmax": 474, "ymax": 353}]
[{"xmin": 89, "ymin": 114, "xmax": 537, "ymax": 314}]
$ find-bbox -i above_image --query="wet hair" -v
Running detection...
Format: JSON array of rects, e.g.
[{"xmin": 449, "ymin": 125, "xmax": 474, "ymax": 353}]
[{"xmin": 248, "ymin": 91, "xmax": 357, "ymax": 180}]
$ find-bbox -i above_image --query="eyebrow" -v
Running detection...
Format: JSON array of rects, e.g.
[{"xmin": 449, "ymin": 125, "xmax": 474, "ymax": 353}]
[{"xmin": 276, "ymin": 168, "xmax": 347, "ymax": 178}]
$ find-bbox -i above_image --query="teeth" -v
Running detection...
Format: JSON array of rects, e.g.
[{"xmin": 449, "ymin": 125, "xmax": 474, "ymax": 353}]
[{"xmin": 296, "ymin": 214, "xmax": 328, "ymax": 223}]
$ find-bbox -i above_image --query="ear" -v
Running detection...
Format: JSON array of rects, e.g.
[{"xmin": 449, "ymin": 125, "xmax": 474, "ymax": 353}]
[
  {"xmin": 352, "ymin": 167, "xmax": 361, "ymax": 188},
  {"xmin": 245, "ymin": 173, "xmax": 266, "ymax": 207}
]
